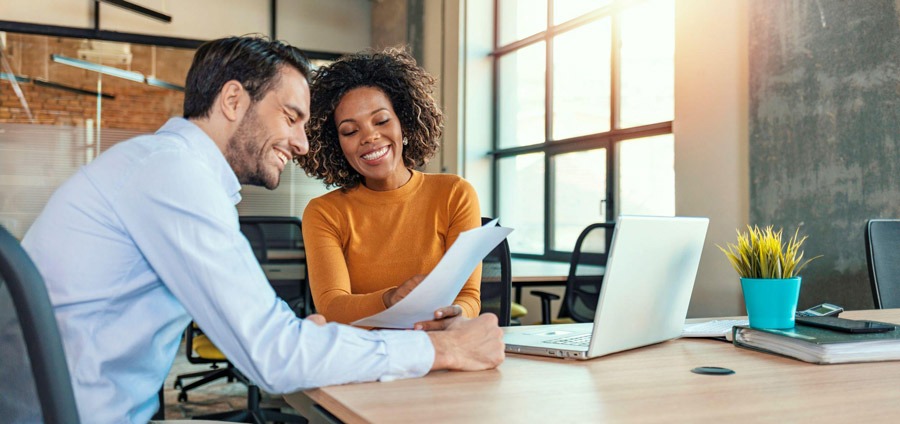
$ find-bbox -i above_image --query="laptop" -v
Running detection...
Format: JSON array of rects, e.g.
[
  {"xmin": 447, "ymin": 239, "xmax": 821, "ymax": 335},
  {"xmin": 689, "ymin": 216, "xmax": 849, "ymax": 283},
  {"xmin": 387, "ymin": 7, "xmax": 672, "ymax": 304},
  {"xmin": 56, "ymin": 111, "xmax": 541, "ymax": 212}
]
[{"xmin": 503, "ymin": 215, "xmax": 709, "ymax": 360}]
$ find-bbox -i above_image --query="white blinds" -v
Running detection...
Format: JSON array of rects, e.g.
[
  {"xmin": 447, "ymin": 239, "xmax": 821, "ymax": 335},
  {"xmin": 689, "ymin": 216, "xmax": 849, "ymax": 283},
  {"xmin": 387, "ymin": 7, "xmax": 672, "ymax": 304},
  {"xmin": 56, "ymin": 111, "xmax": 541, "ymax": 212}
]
[
  {"xmin": 236, "ymin": 165, "xmax": 331, "ymax": 218},
  {"xmin": 0, "ymin": 123, "xmax": 141, "ymax": 239}
]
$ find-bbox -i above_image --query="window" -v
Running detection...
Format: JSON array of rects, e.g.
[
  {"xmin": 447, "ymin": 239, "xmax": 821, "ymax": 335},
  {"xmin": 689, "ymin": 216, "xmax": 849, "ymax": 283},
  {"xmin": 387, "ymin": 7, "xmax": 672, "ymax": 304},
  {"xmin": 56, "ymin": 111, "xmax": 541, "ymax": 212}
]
[{"xmin": 492, "ymin": 0, "xmax": 674, "ymax": 261}]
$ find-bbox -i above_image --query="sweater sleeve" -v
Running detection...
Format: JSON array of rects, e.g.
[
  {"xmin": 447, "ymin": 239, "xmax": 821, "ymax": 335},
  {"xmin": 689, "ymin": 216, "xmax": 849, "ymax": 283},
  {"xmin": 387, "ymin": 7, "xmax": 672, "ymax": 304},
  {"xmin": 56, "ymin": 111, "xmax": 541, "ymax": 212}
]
[
  {"xmin": 446, "ymin": 178, "xmax": 483, "ymax": 318},
  {"xmin": 302, "ymin": 199, "xmax": 392, "ymax": 325}
]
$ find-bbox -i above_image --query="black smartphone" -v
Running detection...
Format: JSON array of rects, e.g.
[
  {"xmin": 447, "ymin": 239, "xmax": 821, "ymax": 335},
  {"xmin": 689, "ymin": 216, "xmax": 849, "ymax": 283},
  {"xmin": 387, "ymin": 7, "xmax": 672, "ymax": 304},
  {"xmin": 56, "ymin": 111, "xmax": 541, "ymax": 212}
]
[
  {"xmin": 795, "ymin": 316, "xmax": 896, "ymax": 333},
  {"xmin": 796, "ymin": 302, "xmax": 843, "ymax": 317}
]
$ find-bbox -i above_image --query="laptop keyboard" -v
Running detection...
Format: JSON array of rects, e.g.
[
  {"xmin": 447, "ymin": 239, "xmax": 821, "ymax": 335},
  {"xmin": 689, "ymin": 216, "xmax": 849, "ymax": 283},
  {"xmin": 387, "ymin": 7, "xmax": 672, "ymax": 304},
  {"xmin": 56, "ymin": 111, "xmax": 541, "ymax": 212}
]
[{"xmin": 545, "ymin": 333, "xmax": 592, "ymax": 347}]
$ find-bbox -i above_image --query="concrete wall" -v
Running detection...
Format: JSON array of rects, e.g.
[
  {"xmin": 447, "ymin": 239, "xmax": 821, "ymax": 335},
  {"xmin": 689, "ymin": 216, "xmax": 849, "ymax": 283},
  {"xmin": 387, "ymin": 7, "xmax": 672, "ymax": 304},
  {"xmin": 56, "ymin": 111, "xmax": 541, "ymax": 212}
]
[
  {"xmin": 278, "ymin": 0, "xmax": 371, "ymax": 53},
  {"xmin": 369, "ymin": 0, "xmax": 448, "ymax": 175},
  {"xmin": 749, "ymin": 0, "xmax": 900, "ymax": 310}
]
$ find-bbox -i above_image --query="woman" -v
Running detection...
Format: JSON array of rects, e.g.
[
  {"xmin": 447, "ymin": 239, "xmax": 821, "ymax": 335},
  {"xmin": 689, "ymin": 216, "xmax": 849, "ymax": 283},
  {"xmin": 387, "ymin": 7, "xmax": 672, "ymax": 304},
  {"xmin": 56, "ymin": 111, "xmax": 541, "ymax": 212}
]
[{"xmin": 297, "ymin": 47, "xmax": 482, "ymax": 327}]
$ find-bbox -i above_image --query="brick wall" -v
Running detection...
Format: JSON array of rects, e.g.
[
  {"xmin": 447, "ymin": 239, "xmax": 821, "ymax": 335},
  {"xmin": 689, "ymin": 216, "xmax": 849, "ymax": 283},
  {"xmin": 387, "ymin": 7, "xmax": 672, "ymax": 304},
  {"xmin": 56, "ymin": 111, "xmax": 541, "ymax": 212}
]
[{"xmin": 0, "ymin": 33, "xmax": 191, "ymax": 132}]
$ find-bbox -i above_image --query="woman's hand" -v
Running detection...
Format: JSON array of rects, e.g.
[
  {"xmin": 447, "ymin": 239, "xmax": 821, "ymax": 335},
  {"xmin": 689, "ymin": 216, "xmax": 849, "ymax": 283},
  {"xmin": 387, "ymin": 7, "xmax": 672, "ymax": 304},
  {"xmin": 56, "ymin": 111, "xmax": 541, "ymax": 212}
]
[
  {"xmin": 305, "ymin": 314, "xmax": 327, "ymax": 326},
  {"xmin": 414, "ymin": 304, "xmax": 464, "ymax": 331},
  {"xmin": 382, "ymin": 274, "xmax": 426, "ymax": 308}
]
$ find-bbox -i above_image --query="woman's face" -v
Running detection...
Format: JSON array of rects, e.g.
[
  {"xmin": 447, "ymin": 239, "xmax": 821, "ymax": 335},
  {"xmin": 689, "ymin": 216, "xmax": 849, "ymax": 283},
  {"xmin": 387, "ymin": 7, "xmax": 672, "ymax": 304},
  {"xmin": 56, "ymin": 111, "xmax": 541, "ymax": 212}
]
[{"xmin": 334, "ymin": 86, "xmax": 410, "ymax": 191}]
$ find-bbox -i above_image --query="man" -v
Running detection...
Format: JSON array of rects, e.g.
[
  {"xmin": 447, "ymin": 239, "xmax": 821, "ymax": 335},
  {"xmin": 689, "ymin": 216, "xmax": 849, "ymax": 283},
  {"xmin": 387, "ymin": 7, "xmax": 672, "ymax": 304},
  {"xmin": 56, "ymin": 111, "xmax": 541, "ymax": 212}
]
[{"xmin": 22, "ymin": 36, "xmax": 504, "ymax": 423}]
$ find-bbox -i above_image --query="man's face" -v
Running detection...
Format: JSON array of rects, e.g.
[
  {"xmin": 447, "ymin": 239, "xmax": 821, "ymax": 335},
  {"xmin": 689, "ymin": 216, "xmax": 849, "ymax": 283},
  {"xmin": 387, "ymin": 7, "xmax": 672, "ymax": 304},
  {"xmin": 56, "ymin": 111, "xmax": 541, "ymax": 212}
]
[{"xmin": 225, "ymin": 66, "xmax": 310, "ymax": 190}]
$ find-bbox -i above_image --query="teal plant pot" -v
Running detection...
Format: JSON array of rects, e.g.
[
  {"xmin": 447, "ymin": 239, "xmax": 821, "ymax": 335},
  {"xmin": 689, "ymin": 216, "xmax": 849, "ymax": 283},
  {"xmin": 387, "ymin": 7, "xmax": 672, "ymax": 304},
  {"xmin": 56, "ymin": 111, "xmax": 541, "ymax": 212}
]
[{"xmin": 741, "ymin": 277, "xmax": 802, "ymax": 329}]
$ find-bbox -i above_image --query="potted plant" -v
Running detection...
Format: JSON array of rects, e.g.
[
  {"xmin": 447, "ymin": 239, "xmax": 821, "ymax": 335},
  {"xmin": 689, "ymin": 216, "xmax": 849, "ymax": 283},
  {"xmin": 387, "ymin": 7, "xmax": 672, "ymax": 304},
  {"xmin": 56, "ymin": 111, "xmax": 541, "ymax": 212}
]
[{"xmin": 718, "ymin": 225, "xmax": 820, "ymax": 329}]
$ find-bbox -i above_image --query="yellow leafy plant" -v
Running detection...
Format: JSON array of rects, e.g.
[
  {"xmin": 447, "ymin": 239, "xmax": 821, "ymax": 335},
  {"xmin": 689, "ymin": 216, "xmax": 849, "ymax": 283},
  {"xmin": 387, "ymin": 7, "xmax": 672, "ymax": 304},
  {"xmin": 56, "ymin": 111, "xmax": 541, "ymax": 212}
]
[{"xmin": 717, "ymin": 225, "xmax": 821, "ymax": 279}]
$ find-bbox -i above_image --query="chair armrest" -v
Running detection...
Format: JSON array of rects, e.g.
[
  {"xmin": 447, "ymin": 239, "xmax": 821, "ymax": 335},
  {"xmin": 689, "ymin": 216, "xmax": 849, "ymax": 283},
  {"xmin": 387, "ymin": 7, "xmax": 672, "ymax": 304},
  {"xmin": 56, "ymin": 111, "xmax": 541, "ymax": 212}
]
[{"xmin": 530, "ymin": 290, "xmax": 560, "ymax": 325}]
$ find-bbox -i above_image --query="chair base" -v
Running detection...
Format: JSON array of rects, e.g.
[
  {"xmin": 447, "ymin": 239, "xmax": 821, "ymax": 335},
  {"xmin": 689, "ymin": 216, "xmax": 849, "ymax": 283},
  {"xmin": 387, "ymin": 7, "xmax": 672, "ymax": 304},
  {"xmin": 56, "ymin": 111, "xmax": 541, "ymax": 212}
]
[
  {"xmin": 175, "ymin": 366, "xmax": 241, "ymax": 402},
  {"xmin": 191, "ymin": 386, "xmax": 307, "ymax": 424},
  {"xmin": 194, "ymin": 408, "xmax": 306, "ymax": 424}
]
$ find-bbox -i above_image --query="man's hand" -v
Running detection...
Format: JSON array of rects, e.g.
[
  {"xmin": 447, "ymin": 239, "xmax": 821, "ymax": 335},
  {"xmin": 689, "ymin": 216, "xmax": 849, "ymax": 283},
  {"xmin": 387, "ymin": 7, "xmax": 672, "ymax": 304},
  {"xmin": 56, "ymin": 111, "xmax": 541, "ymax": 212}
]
[
  {"xmin": 382, "ymin": 274, "xmax": 426, "ymax": 308},
  {"xmin": 414, "ymin": 305, "xmax": 464, "ymax": 331},
  {"xmin": 427, "ymin": 313, "xmax": 505, "ymax": 372}
]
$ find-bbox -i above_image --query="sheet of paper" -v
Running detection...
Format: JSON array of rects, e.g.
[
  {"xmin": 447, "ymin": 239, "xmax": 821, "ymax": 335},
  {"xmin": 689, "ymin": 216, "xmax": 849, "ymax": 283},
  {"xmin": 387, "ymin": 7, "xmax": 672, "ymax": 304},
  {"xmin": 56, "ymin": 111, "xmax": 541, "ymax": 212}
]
[{"xmin": 352, "ymin": 218, "xmax": 513, "ymax": 329}]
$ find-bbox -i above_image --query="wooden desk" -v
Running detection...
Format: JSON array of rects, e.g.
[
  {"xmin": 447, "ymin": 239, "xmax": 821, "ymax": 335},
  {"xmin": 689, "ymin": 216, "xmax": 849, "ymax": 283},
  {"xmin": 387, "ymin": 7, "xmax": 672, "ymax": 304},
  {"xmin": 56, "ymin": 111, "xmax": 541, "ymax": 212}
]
[{"xmin": 285, "ymin": 309, "xmax": 900, "ymax": 423}]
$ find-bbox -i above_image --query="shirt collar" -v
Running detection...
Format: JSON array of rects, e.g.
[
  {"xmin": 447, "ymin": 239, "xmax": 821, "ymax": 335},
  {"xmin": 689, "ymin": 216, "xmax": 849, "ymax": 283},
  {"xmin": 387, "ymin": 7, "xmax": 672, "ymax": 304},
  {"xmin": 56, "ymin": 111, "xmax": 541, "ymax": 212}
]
[{"xmin": 155, "ymin": 117, "xmax": 242, "ymax": 205}]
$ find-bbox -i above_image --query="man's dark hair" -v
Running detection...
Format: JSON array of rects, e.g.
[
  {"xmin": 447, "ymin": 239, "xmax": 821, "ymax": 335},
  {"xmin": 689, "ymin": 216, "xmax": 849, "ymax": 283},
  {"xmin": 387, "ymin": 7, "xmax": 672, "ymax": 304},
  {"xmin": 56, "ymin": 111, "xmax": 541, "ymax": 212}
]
[{"xmin": 183, "ymin": 35, "xmax": 311, "ymax": 119}]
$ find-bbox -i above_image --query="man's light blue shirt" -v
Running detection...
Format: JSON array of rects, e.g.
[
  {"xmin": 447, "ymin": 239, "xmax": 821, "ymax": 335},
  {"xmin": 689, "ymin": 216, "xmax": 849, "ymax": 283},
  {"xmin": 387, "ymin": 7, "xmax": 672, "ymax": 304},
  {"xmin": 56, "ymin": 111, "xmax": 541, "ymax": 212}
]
[{"xmin": 22, "ymin": 118, "xmax": 434, "ymax": 423}]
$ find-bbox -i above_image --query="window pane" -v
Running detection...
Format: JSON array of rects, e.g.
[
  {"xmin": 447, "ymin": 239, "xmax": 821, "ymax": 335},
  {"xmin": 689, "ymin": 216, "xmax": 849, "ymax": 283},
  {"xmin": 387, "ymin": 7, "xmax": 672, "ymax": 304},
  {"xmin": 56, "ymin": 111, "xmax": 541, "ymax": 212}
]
[
  {"xmin": 619, "ymin": 0, "xmax": 675, "ymax": 128},
  {"xmin": 618, "ymin": 134, "xmax": 674, "ymax": 216},
  {"xmin": 497, "ymin": 42, "xmax": 546, "ymax": 149},
  {"xmin": 552, "ymin": 18, "xmax": 611, "ymax": 140},
  {"xmin": 553, "ymin": 0, "xmax": 610, "ymax": 24},
  {"xmin": 498, "ymin": 0, "xmax": 547, "ymax": 46},
  {"xmin": 498, "ymin": 153, "xmax": 545, "ymax": 254},
  {"xmin": 552, "ymin": 149, "xmax": 607, "ymax": 251}
]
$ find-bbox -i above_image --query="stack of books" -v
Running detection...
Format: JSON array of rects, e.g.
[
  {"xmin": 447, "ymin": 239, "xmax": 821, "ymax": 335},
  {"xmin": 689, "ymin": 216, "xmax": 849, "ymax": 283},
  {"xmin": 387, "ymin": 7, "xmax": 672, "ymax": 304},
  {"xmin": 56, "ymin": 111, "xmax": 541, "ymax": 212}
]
[{"xmin": 732, "ymin": 323, "xmax": 900, "ymax": 364}]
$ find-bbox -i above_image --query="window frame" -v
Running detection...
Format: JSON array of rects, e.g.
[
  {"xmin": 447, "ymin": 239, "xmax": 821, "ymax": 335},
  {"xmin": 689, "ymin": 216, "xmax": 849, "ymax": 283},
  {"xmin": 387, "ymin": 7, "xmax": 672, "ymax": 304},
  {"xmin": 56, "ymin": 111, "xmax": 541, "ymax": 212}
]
[{"xmin": 490, "ymin": 0, "xmax": 674, "ymax": 262}]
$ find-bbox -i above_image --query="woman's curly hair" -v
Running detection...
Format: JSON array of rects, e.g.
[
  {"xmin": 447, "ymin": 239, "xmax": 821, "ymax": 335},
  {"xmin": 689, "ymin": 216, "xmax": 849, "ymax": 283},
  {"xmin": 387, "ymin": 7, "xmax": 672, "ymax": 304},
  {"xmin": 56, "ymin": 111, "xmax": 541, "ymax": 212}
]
[{"xmin": 296, "ymin": 47, "xmax": 443, "ymax": 190}]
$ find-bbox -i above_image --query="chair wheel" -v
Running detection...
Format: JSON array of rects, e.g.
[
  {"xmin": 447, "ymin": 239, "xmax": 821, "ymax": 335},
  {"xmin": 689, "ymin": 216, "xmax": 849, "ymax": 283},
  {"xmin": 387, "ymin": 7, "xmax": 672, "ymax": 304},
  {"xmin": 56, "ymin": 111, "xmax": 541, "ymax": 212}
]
[
  {"xmin": 177, "ymin": 392, "xmax": 187, "ymax": 402},
  {"xmin": 173, "ymin": 380, "xmax": 182, "ymax": 390}
]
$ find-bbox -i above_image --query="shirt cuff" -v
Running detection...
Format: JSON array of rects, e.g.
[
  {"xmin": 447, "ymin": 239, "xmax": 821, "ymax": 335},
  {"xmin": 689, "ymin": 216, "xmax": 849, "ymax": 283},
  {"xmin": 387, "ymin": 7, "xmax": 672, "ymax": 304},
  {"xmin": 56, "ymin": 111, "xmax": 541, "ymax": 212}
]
[{"xmin": 373, "ymin": 329, "xmax": 434, "ymax": 382}]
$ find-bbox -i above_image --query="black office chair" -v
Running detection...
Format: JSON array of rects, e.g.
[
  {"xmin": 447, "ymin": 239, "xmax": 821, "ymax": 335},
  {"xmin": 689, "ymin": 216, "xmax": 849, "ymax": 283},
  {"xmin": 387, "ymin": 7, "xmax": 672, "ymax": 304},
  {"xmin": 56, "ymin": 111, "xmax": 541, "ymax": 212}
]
[
  {"xmin": 531, "ymin": 222, "xmax": 615, "ymax": 324},
  {"xmin": 172, "ymin": 323, "xmax": 243, "ymax": 402},
  {"xmin": 479, "ymin": 217, "xmax": 512, "ymax": 327},
  {"xmin": 240, "ymin": 217, "xmax": 312, "ymax": 317},
  {"xmin": 0, "ymin": 225, "xmax": 81, "ymax": 423},
  {"xmin": 865, "ymin": 219, "xmax": 900, "ymax": 309}
]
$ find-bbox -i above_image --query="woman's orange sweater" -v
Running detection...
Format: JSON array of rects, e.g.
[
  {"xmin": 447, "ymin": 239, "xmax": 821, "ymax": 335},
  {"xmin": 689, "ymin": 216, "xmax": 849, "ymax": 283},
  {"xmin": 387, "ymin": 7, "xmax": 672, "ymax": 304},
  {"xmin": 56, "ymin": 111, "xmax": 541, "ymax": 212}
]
[{"xmin": 302, "ymin": 171, "xmax": 482, "ymax": 324}]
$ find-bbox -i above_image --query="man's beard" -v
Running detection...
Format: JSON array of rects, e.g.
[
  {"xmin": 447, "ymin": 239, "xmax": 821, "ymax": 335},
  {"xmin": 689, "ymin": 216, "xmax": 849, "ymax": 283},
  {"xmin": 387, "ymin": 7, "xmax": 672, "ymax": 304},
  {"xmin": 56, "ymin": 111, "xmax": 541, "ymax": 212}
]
[{"xmin": 225, "ymin": 107, "xmax": 280, "ymax": 190}]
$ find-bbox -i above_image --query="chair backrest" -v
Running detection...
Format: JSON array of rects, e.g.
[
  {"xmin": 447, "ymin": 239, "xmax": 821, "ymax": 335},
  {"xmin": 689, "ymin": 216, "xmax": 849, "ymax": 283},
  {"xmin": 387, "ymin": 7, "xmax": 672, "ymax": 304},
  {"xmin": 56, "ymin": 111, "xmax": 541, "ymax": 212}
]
[
  {"xmin": 865, "ymin": 219, "xmax": 900, "ymax": 309},
  {"xmin": 479, "ymin": 217, "xmax": 512, "ymax": 326},
  {"xmin": 239, "ymin": 216, "xmax": 313, "ymax": 317},
  {"xmin": 240, "ymin": 220, "xmax": 268, "ymax": 263},
  {"xmin": 561, "ymin": 222, "xmax": 616, "ymax": 323},
  {"xmin": 0, "ymin": 225, "xmax": 80, "ymax": 423}
]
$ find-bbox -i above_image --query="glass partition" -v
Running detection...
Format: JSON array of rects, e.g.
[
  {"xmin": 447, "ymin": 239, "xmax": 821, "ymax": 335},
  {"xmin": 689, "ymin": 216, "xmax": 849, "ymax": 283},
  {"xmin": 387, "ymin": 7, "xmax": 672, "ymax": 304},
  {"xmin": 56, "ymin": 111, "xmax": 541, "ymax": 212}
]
[
  {"xmin": 0, "ymin": 32, "xmax": 191, "ymax": 238},
  {"xmin": 0, "ymin": 32, "xmax": 331, "ymax": 240}
]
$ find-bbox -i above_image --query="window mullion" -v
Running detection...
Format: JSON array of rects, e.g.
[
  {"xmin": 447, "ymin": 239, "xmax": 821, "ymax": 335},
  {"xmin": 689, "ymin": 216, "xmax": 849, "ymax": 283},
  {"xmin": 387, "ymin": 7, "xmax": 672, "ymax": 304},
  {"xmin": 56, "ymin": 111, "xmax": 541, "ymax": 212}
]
[
  {"xmin": 544, "ymin": 1, "xmax": 554, "ymax": 257},
  {"xmin": 611, "ymin": 9, "xmax": 621, "ymax": 131},
  {"xmin": 608, "ymin": 7, "xmax": 622, "ymax": 221}
]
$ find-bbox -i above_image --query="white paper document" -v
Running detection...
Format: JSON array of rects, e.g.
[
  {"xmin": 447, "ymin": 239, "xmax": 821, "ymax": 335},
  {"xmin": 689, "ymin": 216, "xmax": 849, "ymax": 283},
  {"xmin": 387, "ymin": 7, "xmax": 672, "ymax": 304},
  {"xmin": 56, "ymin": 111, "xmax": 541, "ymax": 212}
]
[{"xmin": 352, "ymin": 219, "xmax": 513, "ymax": 329}]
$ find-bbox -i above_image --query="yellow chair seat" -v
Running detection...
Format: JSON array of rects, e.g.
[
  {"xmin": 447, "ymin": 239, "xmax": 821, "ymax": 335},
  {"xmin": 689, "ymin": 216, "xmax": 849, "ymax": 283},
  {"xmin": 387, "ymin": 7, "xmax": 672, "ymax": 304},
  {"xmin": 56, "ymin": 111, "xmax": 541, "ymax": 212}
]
[
  {"xmin": 192, "ymin": 334, "xmax": 227, "ymax": 361},
  {"xmin": 510, "ymin": 302, "xmax": 528, "ymax": 318}
]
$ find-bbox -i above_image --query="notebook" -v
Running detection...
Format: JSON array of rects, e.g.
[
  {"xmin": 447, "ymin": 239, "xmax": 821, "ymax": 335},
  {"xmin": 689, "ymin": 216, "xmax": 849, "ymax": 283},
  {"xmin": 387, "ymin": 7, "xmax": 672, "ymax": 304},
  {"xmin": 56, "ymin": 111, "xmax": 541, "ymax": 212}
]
[
  {"xmin": 503, "ymin": 215, "xmax": 709, "ymax": 360},
  {"xmin": 732, "ymin": 323, "xmax": 900, "ymax": 364}
]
